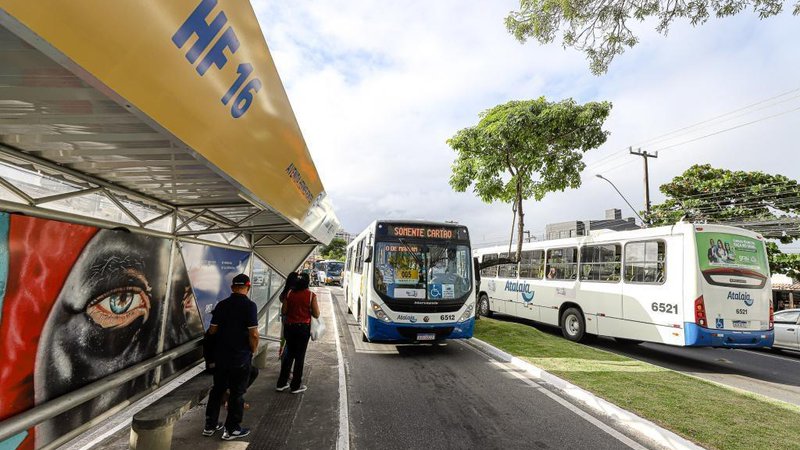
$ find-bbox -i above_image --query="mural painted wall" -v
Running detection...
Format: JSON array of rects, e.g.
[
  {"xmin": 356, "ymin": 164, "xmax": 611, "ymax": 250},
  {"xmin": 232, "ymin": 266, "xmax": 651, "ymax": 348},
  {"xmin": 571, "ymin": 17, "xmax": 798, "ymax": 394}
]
[{"xmin": 0, "ymin": 213, "xmax": 250, "ymax": 449}]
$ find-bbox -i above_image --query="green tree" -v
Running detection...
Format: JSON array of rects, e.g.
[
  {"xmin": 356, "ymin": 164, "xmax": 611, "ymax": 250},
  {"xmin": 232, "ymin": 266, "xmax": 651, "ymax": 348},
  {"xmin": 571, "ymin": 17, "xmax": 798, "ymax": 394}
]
[
  {"xmin": 505, "ymin": 0, "xmax": 799, "ymax": 75},
  {"xmin": 448, "ymin": 97, "xmax": 612, "ymax": 261},
  {"xmin": 320, "ymin": 237, "xmax": 347, "ymax": 261},
  {"xmin": 767, "ymin": 243, "xmax": 800, "ymax": 279},
  {"xmin": 649, "ymin": 164, "xmax": 800, "ymax": 277}
]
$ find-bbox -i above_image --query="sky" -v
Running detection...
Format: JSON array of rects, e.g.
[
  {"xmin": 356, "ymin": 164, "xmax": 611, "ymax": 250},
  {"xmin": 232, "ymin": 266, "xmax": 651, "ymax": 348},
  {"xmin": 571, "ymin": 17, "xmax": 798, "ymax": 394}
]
[{"xmin": 252, "ymin": 1, "xmax": 800, "ymax": 249}]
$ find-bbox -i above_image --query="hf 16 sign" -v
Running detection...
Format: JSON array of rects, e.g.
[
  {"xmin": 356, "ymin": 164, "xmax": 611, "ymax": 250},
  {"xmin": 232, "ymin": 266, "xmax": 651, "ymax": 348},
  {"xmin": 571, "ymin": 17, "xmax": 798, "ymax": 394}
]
[{"xmin": 172, "ymin": 0, "xmax": 262, "ymax": 118}]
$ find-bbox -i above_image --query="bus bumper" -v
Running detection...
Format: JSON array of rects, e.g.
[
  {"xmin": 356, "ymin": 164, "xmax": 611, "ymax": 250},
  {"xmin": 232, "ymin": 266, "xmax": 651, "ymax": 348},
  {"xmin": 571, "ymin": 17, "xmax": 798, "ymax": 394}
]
[
  {"xmin": 367, "ymin": 316, "xmax": 474, "ymax": 342},
  {"xmin": 684, "ymin": 323, "xmax": 774, "ymax": 348}
]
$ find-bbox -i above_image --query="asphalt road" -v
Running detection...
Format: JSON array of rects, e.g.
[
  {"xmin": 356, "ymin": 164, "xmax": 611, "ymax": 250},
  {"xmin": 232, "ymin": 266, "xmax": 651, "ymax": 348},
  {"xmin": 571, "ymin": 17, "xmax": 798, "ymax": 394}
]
[
  {"xmin": 493, "ymin": 312, "xmax": 800, "ymax": 406},
  {"xmin": 327, "ymin": 287, "xmax": 643, "ymax": 450}
]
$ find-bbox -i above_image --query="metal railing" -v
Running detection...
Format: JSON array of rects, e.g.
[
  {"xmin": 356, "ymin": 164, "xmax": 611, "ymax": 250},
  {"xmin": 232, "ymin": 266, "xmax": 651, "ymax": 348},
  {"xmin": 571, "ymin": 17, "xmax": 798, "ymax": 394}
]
[{"xmin": 0, "ymin": 337, "xmax": 202, "ymax": 443}]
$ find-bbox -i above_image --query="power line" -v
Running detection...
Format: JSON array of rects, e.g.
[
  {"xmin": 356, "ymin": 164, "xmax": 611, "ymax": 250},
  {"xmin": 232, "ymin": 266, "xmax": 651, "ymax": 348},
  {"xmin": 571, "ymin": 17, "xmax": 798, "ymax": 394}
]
[
  {"xmin": 638, "ymin": 90, "xmax": 800, "ymax": 148},
  {"xmin": 584, "ymin": 86, "xmax": 800, "ymax": 173},
  {"xmin": 654, "ymin": 105, "xmax": 800, "ymax": 152}
]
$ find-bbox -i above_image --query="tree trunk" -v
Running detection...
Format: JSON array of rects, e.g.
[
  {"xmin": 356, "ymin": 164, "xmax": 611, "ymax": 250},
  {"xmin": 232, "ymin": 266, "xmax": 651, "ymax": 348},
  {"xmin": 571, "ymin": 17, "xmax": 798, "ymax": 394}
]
[{"xmin": 515, "ymin": 178, "xmax": 524, "ymax": 263}]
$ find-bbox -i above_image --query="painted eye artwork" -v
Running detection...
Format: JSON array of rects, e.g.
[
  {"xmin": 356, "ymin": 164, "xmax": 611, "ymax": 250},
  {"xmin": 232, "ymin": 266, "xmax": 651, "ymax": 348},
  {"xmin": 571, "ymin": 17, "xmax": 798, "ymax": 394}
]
[
  {"xmin": 33, "ymin": 230, "xmax": 171, "ymax": 447},
  {"xmin": 86, "ymin": 286, "xmax": 151, "ymax": 328}
]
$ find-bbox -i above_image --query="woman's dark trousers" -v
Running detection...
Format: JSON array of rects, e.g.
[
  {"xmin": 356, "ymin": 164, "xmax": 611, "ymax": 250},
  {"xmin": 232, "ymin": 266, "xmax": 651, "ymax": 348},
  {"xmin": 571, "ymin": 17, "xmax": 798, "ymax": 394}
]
[{"xmin": 277, "ymin": 323, "xmax": 311, "ymax": 390}]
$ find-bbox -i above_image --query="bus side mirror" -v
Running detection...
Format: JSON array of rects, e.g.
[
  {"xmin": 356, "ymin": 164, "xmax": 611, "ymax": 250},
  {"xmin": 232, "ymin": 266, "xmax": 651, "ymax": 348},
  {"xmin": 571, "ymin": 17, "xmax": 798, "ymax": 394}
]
[{"xmin": 364, "ymin": 246, "xmax": 373, "ymax": 264}]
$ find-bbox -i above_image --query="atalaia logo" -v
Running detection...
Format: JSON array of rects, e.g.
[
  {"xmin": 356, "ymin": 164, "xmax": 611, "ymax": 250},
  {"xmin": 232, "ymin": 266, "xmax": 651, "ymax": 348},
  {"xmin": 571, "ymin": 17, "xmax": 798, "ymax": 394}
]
[
  {"xmin": 727, "ymin": 291, "xmax": 754, "ymax": 307},
  {"xmin": 505, "ymin": 281, "xmax": 535, "ymax": 302}
]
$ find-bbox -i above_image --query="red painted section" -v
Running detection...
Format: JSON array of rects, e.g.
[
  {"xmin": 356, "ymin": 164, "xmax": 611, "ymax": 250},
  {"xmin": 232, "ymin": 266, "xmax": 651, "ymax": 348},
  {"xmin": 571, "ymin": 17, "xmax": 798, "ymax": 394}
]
[{"xmin": 0, "ymin": 215, "xmax": 97, "ymax": 448}]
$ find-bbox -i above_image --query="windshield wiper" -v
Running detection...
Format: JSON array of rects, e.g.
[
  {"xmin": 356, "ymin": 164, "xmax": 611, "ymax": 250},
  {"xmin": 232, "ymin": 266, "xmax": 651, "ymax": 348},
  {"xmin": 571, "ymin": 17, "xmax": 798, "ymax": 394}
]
[{"xmin": 396, "ymin": 237, "xmax": 426, "ymax": 283}]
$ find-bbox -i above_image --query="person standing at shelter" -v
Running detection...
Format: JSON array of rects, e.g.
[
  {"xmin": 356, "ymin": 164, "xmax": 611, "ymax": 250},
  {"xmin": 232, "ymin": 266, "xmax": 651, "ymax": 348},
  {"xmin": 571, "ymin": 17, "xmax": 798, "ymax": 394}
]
[
  {"xmin": 203, "ymin": 274, "xmax": 259, "ymax": 440},
  {"xmin": 276, "ymin": 273, "xmax": 320, "ymax": 394},
  {"xmin": 278, "ymin": 272, "xmax": 300, "ymax": 358}
]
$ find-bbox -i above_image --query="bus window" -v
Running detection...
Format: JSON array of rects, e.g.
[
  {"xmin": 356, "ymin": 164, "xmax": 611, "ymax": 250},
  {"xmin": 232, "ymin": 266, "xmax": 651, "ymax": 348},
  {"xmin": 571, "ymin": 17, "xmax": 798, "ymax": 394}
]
[
  {"xmin": 498, "ymin": 252, "xmax": 518, "ymax": 278},
  {"xmin": 355, "ymin": 239, "xmax": 364, "ymax": 274},
  {"xmin": 519, "ymin": 250, "xmax": 545, "ymax": 279},
  {"xmin": 546, "ymin": 247, "xmax": 578, "ymax": 280},
  {"xmin": 481, "ymin": 254, "xmax": 498, "ymax": 277},
  {"xmin": 580, "ymin": 244, "xmax": 621, "ymax": 282},
  {"xmin": 624, "ymin": 241, "xmax": 666, "ymax": 284}
]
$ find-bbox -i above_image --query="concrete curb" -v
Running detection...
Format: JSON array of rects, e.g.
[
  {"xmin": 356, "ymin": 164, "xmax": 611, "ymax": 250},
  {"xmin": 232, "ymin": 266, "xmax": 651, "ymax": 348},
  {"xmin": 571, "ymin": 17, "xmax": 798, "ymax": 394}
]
[{"xmin": 468, "ymin": 338, "xmax": 704, "ymax": 450}]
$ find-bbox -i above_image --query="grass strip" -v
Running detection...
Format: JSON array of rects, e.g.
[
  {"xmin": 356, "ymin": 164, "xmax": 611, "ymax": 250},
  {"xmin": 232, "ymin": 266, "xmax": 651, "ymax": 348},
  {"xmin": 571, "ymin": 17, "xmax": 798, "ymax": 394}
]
[{"xmin": 474, "ymin": 317, "xmax": 800, "ymax": 450}]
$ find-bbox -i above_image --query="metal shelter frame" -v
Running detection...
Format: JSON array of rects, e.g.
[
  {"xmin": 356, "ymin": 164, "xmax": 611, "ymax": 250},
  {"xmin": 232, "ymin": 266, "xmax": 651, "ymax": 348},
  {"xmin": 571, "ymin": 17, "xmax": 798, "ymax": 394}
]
[{"xmin": 0, "ymin": 11, "xmax": 337, "ymax": 448}]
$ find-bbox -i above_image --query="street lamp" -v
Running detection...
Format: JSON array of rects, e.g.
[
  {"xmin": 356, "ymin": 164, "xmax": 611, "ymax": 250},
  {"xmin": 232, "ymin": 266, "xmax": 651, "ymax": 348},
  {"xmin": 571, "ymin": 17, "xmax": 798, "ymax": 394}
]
[{"xmin": 595, "ymin": 174, "xmax": 646, "ymax": 226}]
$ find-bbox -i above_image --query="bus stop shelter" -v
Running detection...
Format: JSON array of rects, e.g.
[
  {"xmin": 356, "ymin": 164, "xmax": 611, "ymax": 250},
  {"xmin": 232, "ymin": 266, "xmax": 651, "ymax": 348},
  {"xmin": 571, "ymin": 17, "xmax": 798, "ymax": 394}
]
[{"xmin": 0, "ymin": 1, "xmax": 339, "ymax": 448}]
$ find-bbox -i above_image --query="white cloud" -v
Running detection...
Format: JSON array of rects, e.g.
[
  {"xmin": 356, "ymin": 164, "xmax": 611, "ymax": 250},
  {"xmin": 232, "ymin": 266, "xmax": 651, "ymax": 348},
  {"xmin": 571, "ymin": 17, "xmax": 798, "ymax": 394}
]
[{"xmin": 253, "ymin": 1, "xmax": 800, "ymax": 246}]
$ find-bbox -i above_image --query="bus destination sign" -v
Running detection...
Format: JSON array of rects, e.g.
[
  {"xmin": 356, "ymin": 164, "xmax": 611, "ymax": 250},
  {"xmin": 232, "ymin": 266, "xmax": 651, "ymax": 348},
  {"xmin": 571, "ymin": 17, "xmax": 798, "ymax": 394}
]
[{"xmin": 380, "ymin": 224, "xmax": 469, "ymax": 241}]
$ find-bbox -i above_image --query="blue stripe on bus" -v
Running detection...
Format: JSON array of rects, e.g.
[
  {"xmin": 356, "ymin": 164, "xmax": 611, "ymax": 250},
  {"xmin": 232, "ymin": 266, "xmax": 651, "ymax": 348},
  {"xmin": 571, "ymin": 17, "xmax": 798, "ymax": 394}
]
[
  {"xmin": 366, "ymin": 316, "xmax": 474, "ymax": 341},
  {"xmin": 684, "ymin": 322, "xmax": 774, "ymax": 348}
]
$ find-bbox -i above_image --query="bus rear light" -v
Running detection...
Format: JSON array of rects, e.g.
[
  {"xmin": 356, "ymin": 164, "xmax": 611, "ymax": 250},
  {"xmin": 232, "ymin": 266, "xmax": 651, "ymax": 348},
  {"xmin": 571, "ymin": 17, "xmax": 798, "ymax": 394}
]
[
  {"xmin": 769, "ymin": 303, "xmax": 774, "ymax": 330},
  {"xmin": 694, "ymin": 296, "xmax": 707, "ymax": 328}
]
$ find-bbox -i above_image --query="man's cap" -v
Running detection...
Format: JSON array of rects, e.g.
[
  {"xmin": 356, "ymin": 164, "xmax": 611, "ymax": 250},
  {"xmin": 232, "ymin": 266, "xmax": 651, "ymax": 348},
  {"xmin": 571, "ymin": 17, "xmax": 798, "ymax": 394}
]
[{"xmin": 232, "ymin": 274, "xmax": 251, "ymax": 287}]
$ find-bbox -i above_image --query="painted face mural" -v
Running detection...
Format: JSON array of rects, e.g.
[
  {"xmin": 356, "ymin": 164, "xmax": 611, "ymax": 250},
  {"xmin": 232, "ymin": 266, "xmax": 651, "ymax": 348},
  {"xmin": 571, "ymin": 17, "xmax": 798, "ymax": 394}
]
[
  {"xmin": 0, "ymin": 213, "xmax": 241, "ymax": 450},
  {"xmin": 33, "ymin": 228, "xmax": 171, "ymax": 446}
]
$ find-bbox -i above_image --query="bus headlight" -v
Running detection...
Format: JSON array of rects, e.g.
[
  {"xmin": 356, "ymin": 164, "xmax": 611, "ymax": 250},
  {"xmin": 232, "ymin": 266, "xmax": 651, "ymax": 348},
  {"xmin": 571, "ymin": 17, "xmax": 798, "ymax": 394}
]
[
  {"xmin": 458, "ymin": 303, "xmax": 474, "ymax": 323},
  {"xmin": 371, "ymin": 301, "xmax": 392, "ymax": 323}
]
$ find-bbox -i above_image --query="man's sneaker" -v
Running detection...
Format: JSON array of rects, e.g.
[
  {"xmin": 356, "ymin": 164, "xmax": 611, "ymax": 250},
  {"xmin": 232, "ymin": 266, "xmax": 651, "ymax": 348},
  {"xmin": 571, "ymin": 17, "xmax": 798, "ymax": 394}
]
[
  {"xmin": 202, "ymin": 423, "xmax": 223, "ymax": 436},
  {"xmin": 276, "ymin": 383, "xmax": 290, "ymax": 392},
  {"xmin": 221, "ymin": 427, "xmax": 251, "ymax": 440},
  {"xmin": 291, "ymin": 385, "xmax": 307, "ymax": 394}
]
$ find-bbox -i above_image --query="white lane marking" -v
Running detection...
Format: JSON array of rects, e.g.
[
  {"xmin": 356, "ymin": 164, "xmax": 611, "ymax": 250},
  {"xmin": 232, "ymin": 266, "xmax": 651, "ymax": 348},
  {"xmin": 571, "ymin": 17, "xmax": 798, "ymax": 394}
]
[
  {"xmin": 487, "ymin": 359, "xmax": 646, "ymax": 450},
  {"xmin": 463, "ymin": 340, "xmax": 702, "ymax": 450},
  {"xmin": 325, "ymin": 288, "xmax": 351, "ymax": 450},
  {"xmin": 463, "ymin": 344, "xmax": 643, "ymax": 450},
  {"xmin": 735, "ymin": 348, "xmax": 800, "ymax": 364}
]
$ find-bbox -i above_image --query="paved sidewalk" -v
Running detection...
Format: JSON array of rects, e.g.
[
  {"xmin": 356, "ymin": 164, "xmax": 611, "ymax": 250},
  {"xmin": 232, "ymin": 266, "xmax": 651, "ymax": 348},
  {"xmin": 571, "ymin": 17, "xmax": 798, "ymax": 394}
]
[{"xmin": 95, "ymin": 290, "xmax": 340, "ymax": 450}]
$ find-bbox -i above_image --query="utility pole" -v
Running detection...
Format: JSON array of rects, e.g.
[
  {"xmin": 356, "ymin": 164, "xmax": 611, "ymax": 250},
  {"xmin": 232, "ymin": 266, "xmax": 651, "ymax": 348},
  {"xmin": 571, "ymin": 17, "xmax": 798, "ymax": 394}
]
[{"xmin": 629, "ymin": 147, "xmax": 658, "ymax": 222}]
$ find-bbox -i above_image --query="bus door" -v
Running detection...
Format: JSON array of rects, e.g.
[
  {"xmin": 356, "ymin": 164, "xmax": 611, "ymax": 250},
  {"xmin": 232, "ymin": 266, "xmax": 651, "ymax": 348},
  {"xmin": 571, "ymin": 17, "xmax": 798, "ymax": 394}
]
[
  {"xmin": 542, "ymin": 247, "xmax": 579, "ymax": 325},
  {"xmin": 516, "ymin": 250, "xmax": 542, "ymax": 322},
  {"xmin": 496, "ymin": 252, "xmax": 518, "ymax": 315},
  {"xmin": 621, "ymin": 239, "xmax": 681, "ymax": 343},
  {"xmin": 695, "ymin": 231, "xmax": 771, "ymax": 333},
  {"xmin": 579, "ymin": 244, "xmax": 623, "ymax": 335}
]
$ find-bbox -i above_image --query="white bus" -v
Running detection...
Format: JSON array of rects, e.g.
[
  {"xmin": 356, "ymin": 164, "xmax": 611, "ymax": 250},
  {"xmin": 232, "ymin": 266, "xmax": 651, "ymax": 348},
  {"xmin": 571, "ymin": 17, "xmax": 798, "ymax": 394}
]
[
  {"xmin": 343, "ymin": 220, "xmax": 475, "ymax": 342},
  {"xmin": 474, "ymin": 223, "xmax": 774, "ymax": 348},
  {"xmin": 314, "ymin": 259, "xmax": 344, "ymax": 286}
]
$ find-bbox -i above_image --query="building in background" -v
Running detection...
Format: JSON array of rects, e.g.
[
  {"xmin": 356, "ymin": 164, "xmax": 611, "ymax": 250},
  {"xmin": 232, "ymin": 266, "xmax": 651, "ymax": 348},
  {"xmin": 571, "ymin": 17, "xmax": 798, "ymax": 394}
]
[
  {"xmin": 545, "ymin": 208, "xmax": 640, "ymax": 240},
  {"xmin": 772, "ymin": 273, "xmax": 799, "ymax": 311},
  {"xmin": 335, "ymin": 230, "xmax": 354, "ymax": 244}
]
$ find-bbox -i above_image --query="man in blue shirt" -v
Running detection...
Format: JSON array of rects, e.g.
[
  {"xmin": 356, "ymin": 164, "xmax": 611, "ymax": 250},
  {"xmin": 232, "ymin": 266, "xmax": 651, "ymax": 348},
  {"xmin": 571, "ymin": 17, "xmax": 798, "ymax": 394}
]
[{"xmin": 203, "ymin": 274, "xmax": 259, "ymax": 440}]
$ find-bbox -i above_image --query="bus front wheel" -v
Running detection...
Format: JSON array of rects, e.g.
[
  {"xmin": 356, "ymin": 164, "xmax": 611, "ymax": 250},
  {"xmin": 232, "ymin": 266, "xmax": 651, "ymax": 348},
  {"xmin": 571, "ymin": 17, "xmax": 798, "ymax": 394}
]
[
  {"xmin": 560, "ymin": 308, "xmax": 586, "ymax": 342},
  {"xmin": 478, "ymin": 294, "xmax": 493, "ymax": 318}
]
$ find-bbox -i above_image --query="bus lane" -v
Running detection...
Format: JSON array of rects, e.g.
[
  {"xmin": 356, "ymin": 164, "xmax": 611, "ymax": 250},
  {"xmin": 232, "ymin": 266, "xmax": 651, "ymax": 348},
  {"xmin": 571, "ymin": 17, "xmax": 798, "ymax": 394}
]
[{"xmin": 327, "ymin": 287, "xmax": 646, "ymax": 450}]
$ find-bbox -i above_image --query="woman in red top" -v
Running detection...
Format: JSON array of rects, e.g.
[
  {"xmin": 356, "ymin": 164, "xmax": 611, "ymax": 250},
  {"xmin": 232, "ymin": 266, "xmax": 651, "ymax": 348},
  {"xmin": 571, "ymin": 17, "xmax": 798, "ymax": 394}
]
[
  {"xmin": 278, "ymin": 272, "xmax": 300, "ymax": 358},
  {"xmin": 276, "ymin": 273, "xmax": 320, "ymax": 394}
]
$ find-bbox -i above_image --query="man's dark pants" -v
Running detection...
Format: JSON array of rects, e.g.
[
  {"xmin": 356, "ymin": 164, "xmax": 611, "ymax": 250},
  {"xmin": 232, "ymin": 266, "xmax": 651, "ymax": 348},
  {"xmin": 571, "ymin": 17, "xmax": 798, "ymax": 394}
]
[
  {"xmin": 205, "ymin": 361, "xmax": 251, "ymax": 431},
  {"xmin": 277, "ymin": 323, "xmax": 311, "ymax": 390}
]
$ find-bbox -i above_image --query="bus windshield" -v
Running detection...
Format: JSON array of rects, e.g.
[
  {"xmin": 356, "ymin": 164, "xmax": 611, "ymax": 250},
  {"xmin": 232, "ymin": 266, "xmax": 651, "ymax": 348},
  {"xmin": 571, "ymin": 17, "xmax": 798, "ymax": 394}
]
[
  {"xmin": 696, "ymin": 232, "xmax": 769, "ymax": 288},
  {"xmin": 373, "ymin": 241, "xmax": 472, "ymax": 301},
  {"xmin": 326, "ymin": 261, "xmax": 344, "ymax": 275}
]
